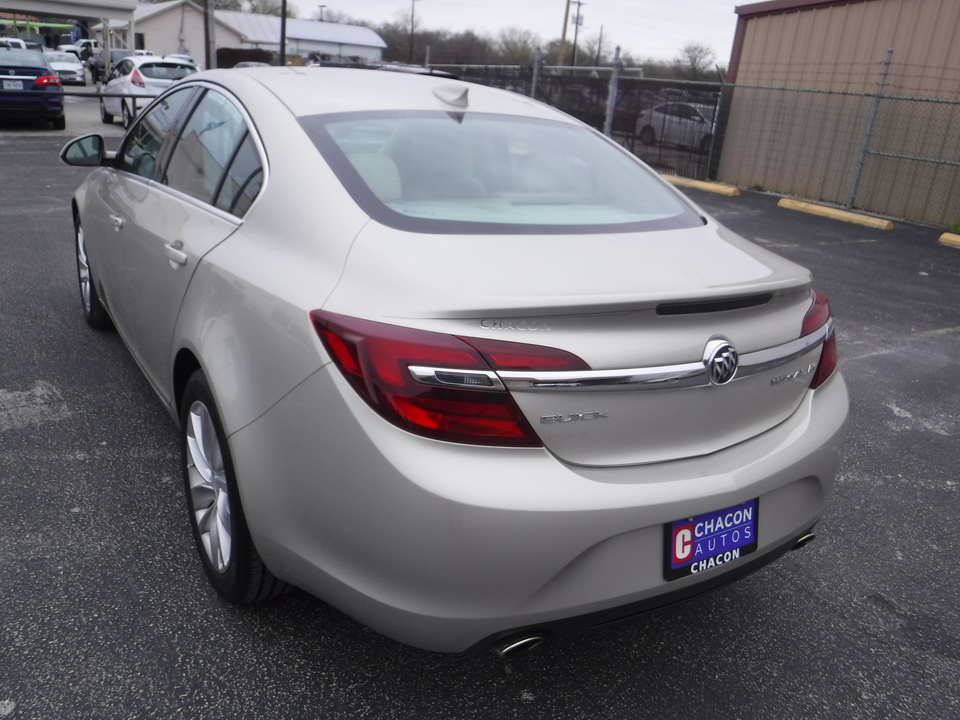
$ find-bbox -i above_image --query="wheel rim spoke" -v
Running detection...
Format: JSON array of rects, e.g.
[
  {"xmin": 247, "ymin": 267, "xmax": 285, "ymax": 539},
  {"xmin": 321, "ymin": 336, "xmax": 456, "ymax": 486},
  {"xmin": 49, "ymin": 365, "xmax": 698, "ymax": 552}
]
[
  {"xmin": 186, "ymin": 401, "xmax": 232, "ymax": 573},
  {"xmin": 77, "ymin": 227, "xmax": 91, "ymax": 311}
]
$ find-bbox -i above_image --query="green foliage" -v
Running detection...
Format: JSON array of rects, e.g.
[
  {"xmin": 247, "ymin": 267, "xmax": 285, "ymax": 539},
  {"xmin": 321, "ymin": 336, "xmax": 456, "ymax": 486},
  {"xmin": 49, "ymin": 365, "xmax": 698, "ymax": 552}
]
[{"xmin": 949, "ymin": 221, "xmax": 960, "ymax": 234}]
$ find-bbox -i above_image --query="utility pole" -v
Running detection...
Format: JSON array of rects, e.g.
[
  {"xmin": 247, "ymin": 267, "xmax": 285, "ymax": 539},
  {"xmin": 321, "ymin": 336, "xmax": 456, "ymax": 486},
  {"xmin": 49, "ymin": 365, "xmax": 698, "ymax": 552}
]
[
  {"xmin": 408, "ymin": 0, "xmax": 419, "ymax": 64},
  {"xmin": 556, "ymin": 0, "xmax": 571, "ymax": 66},
  {"xmin": 318, "ymin": 5, "xmax": 326, "ymax": 21},
  {"xmin": 595, "ymin": 24, "xmax": 603, "ymax": 66},
  {"xmin": 279, "ymin": 0, "xmax": 287, "ymax": 66},
  {"xmin": 204, "ymin": 0, "xmax": 216, "ymax": 69},
  {"xmin": 571, "ymin": 0, "xmax": 584, "ymax": 67}
]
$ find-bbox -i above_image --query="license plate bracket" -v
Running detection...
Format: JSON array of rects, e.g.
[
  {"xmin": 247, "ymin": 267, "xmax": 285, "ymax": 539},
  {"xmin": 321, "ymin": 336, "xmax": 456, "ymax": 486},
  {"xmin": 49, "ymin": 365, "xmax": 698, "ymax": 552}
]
[
  {"xmin": 3, "ymin": 79, "xmax": 24, "ymax": 90},
  {"xmin": 664, "ymin": 499, "xmax": 758, "ymax": 581}
]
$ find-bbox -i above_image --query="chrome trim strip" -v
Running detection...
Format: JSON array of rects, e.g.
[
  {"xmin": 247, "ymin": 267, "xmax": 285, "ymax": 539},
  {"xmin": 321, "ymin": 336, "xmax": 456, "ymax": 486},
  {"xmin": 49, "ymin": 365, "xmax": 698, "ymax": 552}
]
[
  {"xmin": 408, "ymin": 366, "xmax": 506, "ymax": 391},
  {"xmin": 497, "ymin": 320, "xmax": 832, "ymax": 393}
]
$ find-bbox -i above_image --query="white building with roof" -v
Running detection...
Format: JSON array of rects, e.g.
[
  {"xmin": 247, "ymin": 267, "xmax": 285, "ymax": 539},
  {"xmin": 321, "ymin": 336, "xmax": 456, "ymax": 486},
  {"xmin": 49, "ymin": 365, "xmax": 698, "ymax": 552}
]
[
  {"xmin": 93, "ymin": 1, "xmax": 385, "ymax": 64},
  {"xmin": 92, "ymin": 0, "xmax": 240, "ymax": 57},
  {"xmin": 216, "ymin": 10, "xmax": 385, "ymax": 63}
]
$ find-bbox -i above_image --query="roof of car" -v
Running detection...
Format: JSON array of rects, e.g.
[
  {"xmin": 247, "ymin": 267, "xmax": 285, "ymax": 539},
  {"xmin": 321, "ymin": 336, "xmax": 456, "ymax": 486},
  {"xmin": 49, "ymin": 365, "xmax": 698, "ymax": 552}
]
[{"xmin": 194, "ymin": 66, "xmax": 571, "ymax": 122}]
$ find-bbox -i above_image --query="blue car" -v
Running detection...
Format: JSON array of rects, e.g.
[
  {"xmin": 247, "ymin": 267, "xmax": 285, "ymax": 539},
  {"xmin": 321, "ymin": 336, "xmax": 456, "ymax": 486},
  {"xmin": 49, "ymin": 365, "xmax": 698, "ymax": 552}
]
[{"xmin": 0, "ymin": 48, "xmax": 65, "ymax": 129}]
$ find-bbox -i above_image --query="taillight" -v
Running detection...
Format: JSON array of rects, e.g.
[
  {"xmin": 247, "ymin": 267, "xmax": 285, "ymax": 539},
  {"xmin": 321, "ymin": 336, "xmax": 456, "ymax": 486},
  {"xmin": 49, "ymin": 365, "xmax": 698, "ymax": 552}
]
[
  {"xmin": 801, "ymin": 289, "xmax": 838, "ymax": 389},
  {"xmin": 34, "ymin": 75, "xmax": 61, "ymax": 87},
  {"xmin": 310, "ymin": 310, "xmax": 589, "ymax": 447},
  {"xmin": 130, "ymin": 69, "xmax": 145, "ymax": 88}
]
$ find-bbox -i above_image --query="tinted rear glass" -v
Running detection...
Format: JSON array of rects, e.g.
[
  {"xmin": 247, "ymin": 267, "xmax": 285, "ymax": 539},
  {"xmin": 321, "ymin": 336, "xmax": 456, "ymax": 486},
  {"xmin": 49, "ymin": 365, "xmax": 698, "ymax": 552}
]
[
  {"xmin": 300, "ymin": 111, "xmax": 702, "ymax": 235},
  {"xmin": 140, "ymin": 63, "xmax": 196, "ymax": 80},
  {"xmin": 0, "ymin": 49, "xmax": 49, "ymax": 68},
  {"xmin": 46, "ymin": 52, "xmax": 79, "ymax": 63}
]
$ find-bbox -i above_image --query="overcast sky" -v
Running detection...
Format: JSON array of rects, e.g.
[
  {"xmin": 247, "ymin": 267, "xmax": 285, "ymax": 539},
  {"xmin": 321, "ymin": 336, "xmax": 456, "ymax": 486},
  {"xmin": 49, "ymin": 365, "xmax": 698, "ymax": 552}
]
[{"xmin": 291, "ymin": 0, "xmax": 741, "ymax": 63}]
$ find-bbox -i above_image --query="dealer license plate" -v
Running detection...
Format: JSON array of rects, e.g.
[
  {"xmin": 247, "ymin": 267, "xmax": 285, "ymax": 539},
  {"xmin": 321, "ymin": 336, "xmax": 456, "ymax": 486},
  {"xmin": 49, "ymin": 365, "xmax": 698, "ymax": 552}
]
[
  {"xmin": 664, "ymin": 499, "xmax": 758, "ymax": 581},
  {"xmin": 3, "ymin": 79, "xmax": 23, "ymax": 90}
]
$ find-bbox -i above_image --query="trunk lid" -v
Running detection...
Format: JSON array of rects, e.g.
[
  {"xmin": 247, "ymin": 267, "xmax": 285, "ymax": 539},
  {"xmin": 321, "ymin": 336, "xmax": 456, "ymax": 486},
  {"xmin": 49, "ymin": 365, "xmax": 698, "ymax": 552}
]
[{"xmin": 323, "ymin": 219, "xmax": 819, "ymax": 466}]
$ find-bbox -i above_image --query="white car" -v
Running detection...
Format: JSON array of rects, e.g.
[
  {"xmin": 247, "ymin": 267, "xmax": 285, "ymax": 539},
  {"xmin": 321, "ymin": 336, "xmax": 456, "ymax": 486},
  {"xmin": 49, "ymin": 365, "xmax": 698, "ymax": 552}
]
[
  {"xmin": 100, "ymin": 54, "xmax": 197, "ymax": 128},
  {"xmin": 60, "ymin": 67, "xmax": 848, "ymax": 655},
  {"xmin": 44, "ymin": 50, "xmax": 86, "ymax": 85},
  {"xmin": 637, "ymin": 102, "xmax": 718, "ymax": 153}
]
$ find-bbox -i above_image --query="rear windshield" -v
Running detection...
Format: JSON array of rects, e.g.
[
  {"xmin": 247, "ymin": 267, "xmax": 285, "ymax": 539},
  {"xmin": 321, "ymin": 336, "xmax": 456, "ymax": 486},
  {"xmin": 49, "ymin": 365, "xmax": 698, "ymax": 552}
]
[
  {"xmin": 140, "ymin": 63, "xmax": 196, "ymax": 80},
  {"xmin": 0, "ymin": 49, "xmax": 48, "ymax": 68},
  {"xmin": 300, "ymin": 111, "xmax": 702, "ymax": 235},
  {"xmin": 46, "ymin": 52, "xmax": 79, "ymax": 63}
]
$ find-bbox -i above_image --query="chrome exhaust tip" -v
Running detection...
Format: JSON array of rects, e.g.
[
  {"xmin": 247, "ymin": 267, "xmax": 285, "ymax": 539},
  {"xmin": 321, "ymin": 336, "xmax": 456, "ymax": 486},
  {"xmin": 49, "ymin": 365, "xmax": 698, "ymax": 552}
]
[
  {"xmin": 792, "ymin": 532, "xmax": 816, "ymax": 551},
  {"xmin": 492, "ymin": 634, "xmax": 546, "ymax": 660}
]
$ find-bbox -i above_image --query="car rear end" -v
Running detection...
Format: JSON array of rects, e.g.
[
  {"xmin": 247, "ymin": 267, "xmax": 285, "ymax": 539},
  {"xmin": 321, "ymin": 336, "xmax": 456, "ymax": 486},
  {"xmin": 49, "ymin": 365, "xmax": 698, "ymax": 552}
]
[
  {"xmin": 0, "ymin": 48, "xmax": 63, "ymax": 126},
  {"xmin": 128, "ymin": 59, "xmax": 196, "ymax": 113},
  {"xmin": 211, "ymin": 72, "xmax": 849, "ymax": 652}
]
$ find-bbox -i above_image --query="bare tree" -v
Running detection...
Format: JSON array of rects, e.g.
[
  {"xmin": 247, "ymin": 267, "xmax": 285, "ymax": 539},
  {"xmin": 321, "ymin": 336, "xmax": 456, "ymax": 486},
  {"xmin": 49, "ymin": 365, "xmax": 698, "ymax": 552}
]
[
  {"xmin": 496, "ymin": 27, "xmax": 539, "ymax": 64},
  {"xmin": 673, "ymin": 42, "xmax": 715, "ymax": 80},
  {"xmin": 247, "ymin": 0, "xmax": 298, "ymax": 17},
  {"xmin": 313, "ymin": 8, "xmax": 362, "ymax": 24}
]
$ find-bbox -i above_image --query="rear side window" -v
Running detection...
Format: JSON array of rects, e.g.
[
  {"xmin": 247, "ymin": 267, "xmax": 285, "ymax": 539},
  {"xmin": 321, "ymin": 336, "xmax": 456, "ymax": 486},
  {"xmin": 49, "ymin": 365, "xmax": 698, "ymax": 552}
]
[
  {"xmin": 163, "ymin": 90, "xmax": 264, "ymax": 216},
  {"xmin": 119, "ymin": 87, "xmax": 194, "ymax": 179},
  {"xmin": 214, "ymin": 133, "xmax": 263, "ymax": 216}
]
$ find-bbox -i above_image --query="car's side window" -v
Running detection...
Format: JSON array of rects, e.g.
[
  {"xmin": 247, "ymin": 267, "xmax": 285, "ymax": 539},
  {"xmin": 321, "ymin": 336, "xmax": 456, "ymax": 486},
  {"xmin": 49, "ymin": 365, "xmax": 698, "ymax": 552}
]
[
  {"xmin": 118, "ymin": 87, "xmax": 194, "ymax": 179},
  {"xmin": 213, "ymin": 132, "xmax": 263, "ymax": 216},
  {"xmin": 163, "ymin": 91, "xmax": 260, "ymax": 213}
]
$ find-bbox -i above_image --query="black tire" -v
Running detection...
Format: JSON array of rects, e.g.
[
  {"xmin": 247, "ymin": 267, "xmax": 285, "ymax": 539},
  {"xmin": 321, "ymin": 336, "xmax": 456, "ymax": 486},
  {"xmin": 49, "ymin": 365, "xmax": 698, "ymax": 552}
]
[
  {"xmin": 639, "ymin": 126, "xmax": 656, "ymax": 146},
  {"xmin": 180, "ymin": 370, "xmax": 289, "ymax": 604},
  {"xmin": 75, "ymin": 217, "xmax": 111, "ymax": 329},
  {"xmin": 121, "ymin": 101, "xmax": 133, "ymax": 129},
  {"xmin": 100, "ymin": 99, "xmax": 113, "ymax": 124},
  {"xmin": 52, "ymin": 115, "xmax": 66, "ymax": 130}
]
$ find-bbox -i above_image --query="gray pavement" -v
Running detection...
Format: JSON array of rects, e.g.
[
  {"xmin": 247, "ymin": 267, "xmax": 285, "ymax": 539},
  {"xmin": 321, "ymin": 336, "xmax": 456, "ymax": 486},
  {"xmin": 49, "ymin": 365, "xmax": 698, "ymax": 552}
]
[{"xmin": 1, "ymin": 98, "xmax": 959, "ymax": 719}]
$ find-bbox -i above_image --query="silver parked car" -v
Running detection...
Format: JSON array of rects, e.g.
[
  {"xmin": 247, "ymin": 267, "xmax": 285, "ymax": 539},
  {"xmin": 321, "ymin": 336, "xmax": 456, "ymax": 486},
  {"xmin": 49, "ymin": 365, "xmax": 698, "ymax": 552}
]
[
  {"xmin": 100, "ymin": 54, "xmax": 196, "ymax": 128},
  {"xmin": 60, "ymin": 67, "xmax": 848, "ymax": 655},
  {"xmin": 44, "ymin": 50, "xmax": 86, "ymax": 85},
  {"xmin": 637, "ymin": 102, "xmax": 718, "ymax": 153}
]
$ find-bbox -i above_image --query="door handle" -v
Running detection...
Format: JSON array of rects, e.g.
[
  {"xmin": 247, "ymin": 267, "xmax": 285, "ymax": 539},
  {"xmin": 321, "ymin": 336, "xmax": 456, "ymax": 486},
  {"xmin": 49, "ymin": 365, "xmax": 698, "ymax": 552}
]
[
  {"xmin": 109, "ymin": 213, "xmax": 124, "ymax": 230},
  {"xmin": 164, "ymin": 240, "xmax": 187, "ymax": 266}
]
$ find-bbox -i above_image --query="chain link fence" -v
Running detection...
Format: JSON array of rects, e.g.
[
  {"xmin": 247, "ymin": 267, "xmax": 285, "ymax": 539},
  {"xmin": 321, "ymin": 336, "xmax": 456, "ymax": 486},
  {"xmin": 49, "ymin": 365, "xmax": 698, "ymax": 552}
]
[{"xmin": 439, "ymin": 59, "xmax": 960, "ymax": 228}]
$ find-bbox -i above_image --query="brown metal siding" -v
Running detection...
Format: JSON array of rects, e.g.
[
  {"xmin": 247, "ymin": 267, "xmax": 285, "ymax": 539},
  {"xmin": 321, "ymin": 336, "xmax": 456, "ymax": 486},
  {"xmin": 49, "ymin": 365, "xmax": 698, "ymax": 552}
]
[{"xmin": 719, "ymin": 0, "xmax": 960, "ymax": 225}]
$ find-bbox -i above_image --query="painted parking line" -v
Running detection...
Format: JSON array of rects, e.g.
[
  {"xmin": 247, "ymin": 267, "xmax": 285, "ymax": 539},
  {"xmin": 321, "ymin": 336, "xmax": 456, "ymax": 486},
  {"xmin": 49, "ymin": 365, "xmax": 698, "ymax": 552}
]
[
  {"xmin": 777, "ymin": 198, "xmax": 895, "ymax": 230},
  {"xmin": 661, "ymin": 175, "xmax": 741, "ymax": 196}
]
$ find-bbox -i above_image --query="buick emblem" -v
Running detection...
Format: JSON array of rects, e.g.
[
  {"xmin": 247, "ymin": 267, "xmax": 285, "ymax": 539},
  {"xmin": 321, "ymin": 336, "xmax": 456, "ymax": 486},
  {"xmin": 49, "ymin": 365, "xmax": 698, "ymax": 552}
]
[{"xmin": 703, "ymin": 338, "xmax": 738, "ymax": 385}]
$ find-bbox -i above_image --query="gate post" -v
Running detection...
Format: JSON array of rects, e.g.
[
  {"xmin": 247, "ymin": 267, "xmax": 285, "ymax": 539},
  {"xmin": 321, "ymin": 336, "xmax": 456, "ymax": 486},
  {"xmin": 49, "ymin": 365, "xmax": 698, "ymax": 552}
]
[
  {"xmin": 603, "ymin": 46, "xmax": 622, "ymax": 137},
  {"xmin": 847, "ymin": 48, "xmax": 893, "ymax": 209}
]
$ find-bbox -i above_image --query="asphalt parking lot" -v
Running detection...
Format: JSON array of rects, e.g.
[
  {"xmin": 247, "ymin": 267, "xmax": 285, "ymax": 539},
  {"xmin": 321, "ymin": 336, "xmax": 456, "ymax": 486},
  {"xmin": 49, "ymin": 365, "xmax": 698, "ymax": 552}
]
[{"xmin": 1, "ymin": 93, "xmax": 959, "ymax": 719}]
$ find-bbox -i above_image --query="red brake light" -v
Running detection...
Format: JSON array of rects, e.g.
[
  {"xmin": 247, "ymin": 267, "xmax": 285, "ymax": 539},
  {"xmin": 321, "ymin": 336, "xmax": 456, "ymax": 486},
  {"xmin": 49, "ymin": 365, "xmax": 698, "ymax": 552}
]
[
  {"xmin": 130, "ymin": 69, "xmax": 145, "ymax": 88},
  {"xmin": 34, "ymin": 75, "xmax": 61, "ymax": 87},
  {"xmin": 801, "ymin": 289, "xmax": 838, "ymax": 389},
  {"xmin": 310, "ymin": 311, "xmax": 589, "ymax": 447}
]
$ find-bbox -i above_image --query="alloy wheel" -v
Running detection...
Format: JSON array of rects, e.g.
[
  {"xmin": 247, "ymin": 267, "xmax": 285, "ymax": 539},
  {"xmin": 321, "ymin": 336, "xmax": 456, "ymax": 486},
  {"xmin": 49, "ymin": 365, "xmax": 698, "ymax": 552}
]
[{"xmin": 185, "ymin": 401, "xmax": 233, "ymax": 573}]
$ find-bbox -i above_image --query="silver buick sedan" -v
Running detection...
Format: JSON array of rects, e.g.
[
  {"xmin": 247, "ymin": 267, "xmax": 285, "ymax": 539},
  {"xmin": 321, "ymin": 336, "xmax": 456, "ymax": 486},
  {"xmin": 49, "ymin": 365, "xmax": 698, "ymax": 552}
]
[{"xmin": 61, "ymin": 67, "xmax": 848, "ymax": 655}]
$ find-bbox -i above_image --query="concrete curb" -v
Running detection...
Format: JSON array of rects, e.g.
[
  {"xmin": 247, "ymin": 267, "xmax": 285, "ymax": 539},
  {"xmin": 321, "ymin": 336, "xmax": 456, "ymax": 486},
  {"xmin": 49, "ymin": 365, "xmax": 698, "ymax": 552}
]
[
  {"xmin": 661, "ymin": 175, "xmax": 741, "ymax": 197},
  {"xmin": 777, "ymin": 198, "xmax": 895, "ymax": 230},
  {"xmin": 939, "ymin": 232, "xmax": 960, "ymax": 248}
]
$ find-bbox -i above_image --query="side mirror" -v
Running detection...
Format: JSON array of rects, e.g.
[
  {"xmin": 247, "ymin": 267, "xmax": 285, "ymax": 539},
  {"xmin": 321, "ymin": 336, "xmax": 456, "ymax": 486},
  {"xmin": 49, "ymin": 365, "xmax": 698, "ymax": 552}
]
[{"xmin": 60, "ymin": 134, "xmax": 105, "ymax": 167}]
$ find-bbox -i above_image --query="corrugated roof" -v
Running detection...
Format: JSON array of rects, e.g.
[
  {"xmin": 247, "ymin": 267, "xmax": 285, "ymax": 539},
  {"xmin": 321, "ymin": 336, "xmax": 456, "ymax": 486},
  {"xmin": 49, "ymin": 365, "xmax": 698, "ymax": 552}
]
[
  {"xmin": 216, "ymin": 11, "xmax": 386, "ymax": 50},
  {"xmin": 735, "ymin": 0, "xmax": 869, "ymax": 17}
]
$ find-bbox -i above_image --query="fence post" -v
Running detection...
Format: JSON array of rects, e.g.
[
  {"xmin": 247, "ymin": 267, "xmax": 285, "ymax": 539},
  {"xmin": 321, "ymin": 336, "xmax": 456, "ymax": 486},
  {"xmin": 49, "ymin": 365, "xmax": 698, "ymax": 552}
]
[
  {"xmin": 531, "ymin": 47, "xmax": 541, "ymax": 99},
  {"xmin": 603, "ymin": 46, "xmax": 622, "ymax": 137},
  {"xmin": 846, "ymin": 48, "xmax": 893, "ymax": 209}
]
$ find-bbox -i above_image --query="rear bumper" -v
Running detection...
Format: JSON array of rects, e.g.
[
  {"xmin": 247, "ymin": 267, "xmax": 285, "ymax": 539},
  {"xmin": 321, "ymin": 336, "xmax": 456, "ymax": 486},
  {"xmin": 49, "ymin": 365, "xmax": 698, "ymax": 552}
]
[
  {"xmin": 0, "ymin": 92, "xmax": 63, "ymax": 119},
  {"xmin": 230, "ymin": 368, "xmax": 848, "ymax": 652}
]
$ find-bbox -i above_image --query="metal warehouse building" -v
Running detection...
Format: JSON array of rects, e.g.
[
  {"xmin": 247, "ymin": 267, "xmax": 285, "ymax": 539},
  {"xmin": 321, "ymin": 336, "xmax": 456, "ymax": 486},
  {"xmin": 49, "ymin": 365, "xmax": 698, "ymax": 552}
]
[{"xmin": 719, "ymin": 0, "xmax": 960, "ymax": 226}]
